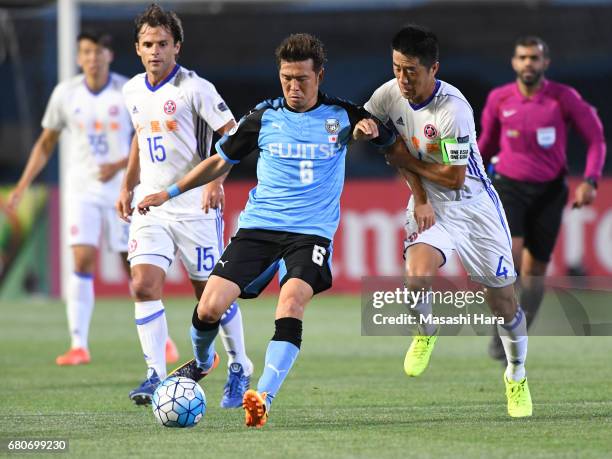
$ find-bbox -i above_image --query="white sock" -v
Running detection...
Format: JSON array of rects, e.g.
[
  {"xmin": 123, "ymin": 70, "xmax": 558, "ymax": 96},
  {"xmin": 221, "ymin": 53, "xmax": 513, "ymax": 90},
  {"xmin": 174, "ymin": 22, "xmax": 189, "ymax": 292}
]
[
  {"xmin": 66, "ymin": 272, "xmax": 95, "ymax": 349},
  {"xmin": 497, "ymin": 306, "xmax": 528, "ymax": 381},
  {"xmin": 219, "ymin": 302, "xmax": 253, "ymax": 375},
  {"xmin": 135, "ymin": 300, "xmax": 168, "ymax": 379},
  {"xmin": 412, "ymin": 297, "xmax": 437, "ymax": 336}
]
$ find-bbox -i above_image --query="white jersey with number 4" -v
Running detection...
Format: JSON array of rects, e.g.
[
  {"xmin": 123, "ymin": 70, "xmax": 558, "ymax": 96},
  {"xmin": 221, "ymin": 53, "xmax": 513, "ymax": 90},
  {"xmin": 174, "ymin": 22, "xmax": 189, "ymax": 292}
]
[
  {"xmin": 365, "ymin": 79, "xmax": 489, "ymax": 204},
  {"xmin": 42, "ymin": 73, "xmax": 132, "ymax": 206},
  {"xmin": 122, "ymin": 65, "xmax": 234, "ymax": 220},
  {"xmin": 366, "ymin": 79, "xmax": 516, "ymax": 287}
]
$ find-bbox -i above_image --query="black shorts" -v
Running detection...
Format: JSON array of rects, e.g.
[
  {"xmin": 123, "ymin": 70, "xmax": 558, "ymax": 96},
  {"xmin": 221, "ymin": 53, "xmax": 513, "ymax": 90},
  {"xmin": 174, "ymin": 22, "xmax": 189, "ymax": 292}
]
[
  {"xmin": 492, "ymin": 173, "xmax": 568, "ymax": 262},
  {"xmin": 210, "ymin": 229, "xmax": 333, "ymax": 299}
]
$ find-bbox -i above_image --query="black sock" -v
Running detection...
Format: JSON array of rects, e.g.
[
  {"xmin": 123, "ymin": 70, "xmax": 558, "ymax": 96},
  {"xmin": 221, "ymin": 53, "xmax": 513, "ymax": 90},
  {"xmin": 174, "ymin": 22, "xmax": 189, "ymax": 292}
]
[
  {"xmin": 192, "ymin": 304, "xmax": 220, "ymax": 331},
  {"xmin": 271, "ymin": 317, "xmax": 303, "ymax": 349}
]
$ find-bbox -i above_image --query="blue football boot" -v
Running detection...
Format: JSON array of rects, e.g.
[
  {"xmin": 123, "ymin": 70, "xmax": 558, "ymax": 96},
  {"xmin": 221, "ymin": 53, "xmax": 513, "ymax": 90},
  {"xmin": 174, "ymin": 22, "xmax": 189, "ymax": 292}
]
[
  {"xmin": 129, "ymin": 368, "xmax": 161, "ymax": 406},
  {"xmin": 220, "ymin": 363, "xmax": 251, "ymax": 409}
]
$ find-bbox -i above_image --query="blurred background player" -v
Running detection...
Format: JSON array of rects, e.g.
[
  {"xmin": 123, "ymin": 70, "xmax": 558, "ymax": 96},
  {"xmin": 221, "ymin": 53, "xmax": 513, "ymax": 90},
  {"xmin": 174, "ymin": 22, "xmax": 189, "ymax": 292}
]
[
  {"xmin": 478, "ymin": 36, "xmax": 607, "ymax": 360},
  {"xmin": 5, "ymin": 30, "xmax": 157, "ymax": 366},
  {"xmin": 137, "ymin": 33, "xmax": 394, "ymax": 427},
  {"xmin": 117, "ymin": 4, "xmax": 252, "ymax": 407},
  {"xmin": 373, "ymin": 25, "xmax": 532, "ymax": 417}
]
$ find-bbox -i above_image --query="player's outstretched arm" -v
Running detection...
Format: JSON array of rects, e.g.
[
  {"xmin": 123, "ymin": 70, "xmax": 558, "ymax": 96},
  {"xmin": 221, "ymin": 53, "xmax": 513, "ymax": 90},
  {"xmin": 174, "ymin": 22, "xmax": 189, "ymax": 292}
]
[
  {"xmin": 385, "ymin": 139, "xmax": 466, "ymax": 190},
  {"xmin": 117, "ymin": 134, "xmax": 140, "ymax": 222},
  {"xmin": 137, "ymin": 154, "xmax": 233, "ymax": 214},
  {"xmin": 7, "ymin": 128, "xmax": 60, "ymax": 211}
]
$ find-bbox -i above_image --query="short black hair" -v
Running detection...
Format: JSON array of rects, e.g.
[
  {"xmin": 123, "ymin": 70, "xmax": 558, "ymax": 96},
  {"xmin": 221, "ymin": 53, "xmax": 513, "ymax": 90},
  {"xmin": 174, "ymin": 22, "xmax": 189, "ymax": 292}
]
[
  {"xmin": 391, "ymin": 24, "xmax": 439, "ymax": 68},
  {"xmin": 77, "ymin": 29, "xmax": 113, "ymax": 51},
  {"xmin": 275, "ymin": 33, "xmax": 327, "ymax": 72},
  {"xmin": 134, "ymin": 3, "xmax": 184, "ymax": 45},
  {"xmin": 514, "ymin": 36, "xmax": 550, "ymax": 59}
]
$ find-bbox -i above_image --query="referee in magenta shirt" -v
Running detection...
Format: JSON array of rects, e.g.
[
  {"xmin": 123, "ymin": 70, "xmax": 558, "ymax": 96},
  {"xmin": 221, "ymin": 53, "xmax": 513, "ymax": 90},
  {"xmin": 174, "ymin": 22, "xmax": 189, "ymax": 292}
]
[{"xmin": 478, "ymin": 36, "xmax": 607, "ymax": 360}]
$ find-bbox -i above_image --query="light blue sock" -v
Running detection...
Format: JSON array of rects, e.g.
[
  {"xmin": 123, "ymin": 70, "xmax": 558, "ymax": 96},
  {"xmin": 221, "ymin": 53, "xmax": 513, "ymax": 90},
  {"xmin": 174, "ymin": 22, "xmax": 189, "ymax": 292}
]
[
  {"xmin": 190, "ymin": 325, "xmax": 218, "ymax": 370},
  {"xmin": 257, "ymin": 340, "xmax": 300, "ymax": 410}
]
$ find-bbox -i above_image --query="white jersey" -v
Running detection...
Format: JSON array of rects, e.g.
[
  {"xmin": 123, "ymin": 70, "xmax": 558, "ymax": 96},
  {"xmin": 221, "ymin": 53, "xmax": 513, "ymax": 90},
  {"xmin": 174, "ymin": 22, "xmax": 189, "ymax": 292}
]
[
  {"xmin": 122, "ymin": 65, "xmax": 234, "ymax": 220},
  {"xmin": 365, "ymin": 79, "xmax": 488, "ymax": 204},
  {"xmin": 42, "ymin": 72, "xmax": 132, "ymax": 206}
]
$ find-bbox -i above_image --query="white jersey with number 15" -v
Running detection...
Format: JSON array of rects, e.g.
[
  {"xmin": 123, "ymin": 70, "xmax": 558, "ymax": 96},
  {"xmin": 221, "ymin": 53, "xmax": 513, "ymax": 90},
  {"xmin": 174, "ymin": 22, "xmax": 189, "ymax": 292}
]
[{"xmin": 122, "ymin": 65, "xmax": 234, "ymax": 220}]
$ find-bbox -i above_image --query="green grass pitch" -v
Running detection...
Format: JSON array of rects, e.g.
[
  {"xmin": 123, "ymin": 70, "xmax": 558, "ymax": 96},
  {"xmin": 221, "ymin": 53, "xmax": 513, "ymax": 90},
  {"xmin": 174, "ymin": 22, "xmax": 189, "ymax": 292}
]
[{"xmin": 1, "ymin": 294, "xmax": 612, "ymax": 458}]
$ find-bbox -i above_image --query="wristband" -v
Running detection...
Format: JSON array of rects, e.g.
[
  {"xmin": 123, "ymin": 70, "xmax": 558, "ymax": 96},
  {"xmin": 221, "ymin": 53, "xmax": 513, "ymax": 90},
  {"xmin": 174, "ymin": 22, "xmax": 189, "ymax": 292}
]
[{"xmin": 166, "ymin": 183, "xmax": 181, "ymax": 198}]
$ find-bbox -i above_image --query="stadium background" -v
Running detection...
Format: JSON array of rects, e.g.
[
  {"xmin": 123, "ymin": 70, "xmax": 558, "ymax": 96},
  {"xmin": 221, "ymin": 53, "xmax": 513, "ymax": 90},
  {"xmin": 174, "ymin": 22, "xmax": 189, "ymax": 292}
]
[
  {"xmin": 0, "ymin": 0, "xmax": 610, "ymax": 297},
  {"xmin": 1, "ymin": 2, "xmax": 612, "ymax": 457}
]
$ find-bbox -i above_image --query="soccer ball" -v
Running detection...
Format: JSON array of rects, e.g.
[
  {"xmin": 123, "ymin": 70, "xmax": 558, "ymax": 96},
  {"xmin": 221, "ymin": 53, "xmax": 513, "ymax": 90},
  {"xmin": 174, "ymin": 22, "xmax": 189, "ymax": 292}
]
[{"xmin": 151, "ymin": 376, "xmax": 206, "ymax": 428}]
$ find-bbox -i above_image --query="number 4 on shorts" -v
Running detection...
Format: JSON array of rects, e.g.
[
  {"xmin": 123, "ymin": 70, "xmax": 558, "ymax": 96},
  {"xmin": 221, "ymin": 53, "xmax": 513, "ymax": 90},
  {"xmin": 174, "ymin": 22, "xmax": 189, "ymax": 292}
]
[
  {"xmin": 496, "ymin": 255, "xmax": 509, "ymax": 279},
  {"xmin": 312, "ymin": 245, "xmax": 326, "ymax": 266}
]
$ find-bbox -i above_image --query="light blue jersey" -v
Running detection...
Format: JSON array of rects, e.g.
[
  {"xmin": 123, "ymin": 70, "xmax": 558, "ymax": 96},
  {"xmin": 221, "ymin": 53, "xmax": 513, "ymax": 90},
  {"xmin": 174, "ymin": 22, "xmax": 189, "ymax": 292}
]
[{"xmin": 217, "ymin": 93, "xmax": 394, "ymax": 240}]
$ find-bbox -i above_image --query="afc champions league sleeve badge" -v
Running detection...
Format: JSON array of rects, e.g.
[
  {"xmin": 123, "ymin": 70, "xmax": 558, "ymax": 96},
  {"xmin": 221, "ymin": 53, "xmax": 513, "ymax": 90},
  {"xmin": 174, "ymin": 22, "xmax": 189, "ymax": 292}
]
[
  {"xmin": 163, "ymin": 100, "xmax": 177, "ymax": 115},
  {"xmin": 325, "ymin": 118, "xmax": 340, "ymax": 143}
]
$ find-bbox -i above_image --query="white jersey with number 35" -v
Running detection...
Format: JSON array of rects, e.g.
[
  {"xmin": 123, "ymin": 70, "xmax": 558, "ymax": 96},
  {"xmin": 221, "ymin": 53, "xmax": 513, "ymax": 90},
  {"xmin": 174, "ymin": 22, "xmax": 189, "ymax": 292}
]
[
  {"xmin": 365, "ymin": 79, "xmax": 488, "ymax": 204},
  {"xmin": 42, "ymin": 73, "xmax": 132, "ymax": 205},
  {"xmin": 122, "ymin": 65, "xmax": 234, "ymax": 220}
]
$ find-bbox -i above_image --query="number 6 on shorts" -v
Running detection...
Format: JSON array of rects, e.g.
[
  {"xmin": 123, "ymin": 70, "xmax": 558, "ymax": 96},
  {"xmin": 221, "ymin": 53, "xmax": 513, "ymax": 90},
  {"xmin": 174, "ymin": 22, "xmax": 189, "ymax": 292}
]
[{"xmin": 312, "ymin": 245, "xmax": 326, "ymax": 266}]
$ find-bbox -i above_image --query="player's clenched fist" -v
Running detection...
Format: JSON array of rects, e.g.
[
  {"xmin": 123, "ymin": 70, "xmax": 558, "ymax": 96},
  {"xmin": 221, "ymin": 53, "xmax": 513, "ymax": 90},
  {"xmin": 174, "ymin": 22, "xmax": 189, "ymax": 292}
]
[
  {"xmin": 137, "ymin": 191, "xmax": 170, "ymax": 215},
  {"xmin": 352, "ymin": 118, "xmax": 379, "ymax": 141}
]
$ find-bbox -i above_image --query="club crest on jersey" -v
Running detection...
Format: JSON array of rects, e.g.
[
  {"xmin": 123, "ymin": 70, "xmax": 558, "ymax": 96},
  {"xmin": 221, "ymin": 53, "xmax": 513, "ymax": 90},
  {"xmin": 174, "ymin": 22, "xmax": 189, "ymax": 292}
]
[
  {"xmin": 325, "ymin": 118, "xmax": 340, "ymax": 134},
  {"xmin": 424, "ymin": 124, "xmax": 438, "ymax": 139},
  {"xmin": 108, "ymin": 105, "xmax": 119, "ymax": 116},
  {"xmin": 163, "ymin": 100, "xmax": 176, "ymax": 115}
]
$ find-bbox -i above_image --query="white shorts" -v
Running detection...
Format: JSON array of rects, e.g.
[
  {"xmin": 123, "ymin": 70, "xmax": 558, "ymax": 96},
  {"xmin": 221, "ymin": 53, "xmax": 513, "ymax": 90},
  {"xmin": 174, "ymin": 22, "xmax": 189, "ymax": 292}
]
[
  {"xmin": 67, "ymin": 199, "xmax": 129, "ymax": 252},
  {"xmin": 404, "ymin": 189, "xmax": 516, "ymax": 288},
  {"xmin": 127, "ymin": 209, "xmax": 224, "ymax": 281}
]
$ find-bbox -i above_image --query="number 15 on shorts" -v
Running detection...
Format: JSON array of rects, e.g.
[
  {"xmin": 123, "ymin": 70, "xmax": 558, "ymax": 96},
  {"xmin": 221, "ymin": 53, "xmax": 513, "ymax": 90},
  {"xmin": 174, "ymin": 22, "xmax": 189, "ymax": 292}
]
[{"xmin": 196, "ymin": 246, "xmax": 215, "ymax": 272}]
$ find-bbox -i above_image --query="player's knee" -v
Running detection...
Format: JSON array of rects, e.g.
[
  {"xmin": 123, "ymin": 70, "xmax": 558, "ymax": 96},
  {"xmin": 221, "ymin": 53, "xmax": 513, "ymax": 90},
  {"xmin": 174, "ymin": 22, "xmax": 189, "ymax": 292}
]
[
  {"xmin": 131, "ymin": 276, "xmax": 160, "ymax": 301},
  {"xmin": 197, "ymin": 293, "xmax": 227, "ymax": 322},
  {"xmin": 193, "ymin": 303, "xmax": 221, "ymax": 326},
  {"xmin": 277, "ymin": 296, "xmax": 306, "ymax": 318},
  {"xmin": 73, "ymin": 256, "xmax": 95, "ymax": 274}
]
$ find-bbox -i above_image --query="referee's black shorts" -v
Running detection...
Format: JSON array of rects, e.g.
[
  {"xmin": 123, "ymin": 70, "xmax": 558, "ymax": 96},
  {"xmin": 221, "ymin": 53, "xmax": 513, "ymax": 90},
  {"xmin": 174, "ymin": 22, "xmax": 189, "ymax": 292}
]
[
  {"xmin": 492, "ymin": 173, "xmax": 568, "ymax": 263},
  {"xmin": 210, "ymin": 229, "xmax": 333, "ymax": 299}
]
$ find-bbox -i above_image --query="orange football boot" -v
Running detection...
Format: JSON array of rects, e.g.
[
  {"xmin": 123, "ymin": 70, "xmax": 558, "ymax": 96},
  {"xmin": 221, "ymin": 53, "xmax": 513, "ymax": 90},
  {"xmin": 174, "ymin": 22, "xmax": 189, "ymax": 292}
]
[
  {"xmin": 243, "ymin": 389, "xmax": 268, "ymax": 428},
  {"xmin": 55, "ymin": 347, "xmax": 90, "ymax": 366}
]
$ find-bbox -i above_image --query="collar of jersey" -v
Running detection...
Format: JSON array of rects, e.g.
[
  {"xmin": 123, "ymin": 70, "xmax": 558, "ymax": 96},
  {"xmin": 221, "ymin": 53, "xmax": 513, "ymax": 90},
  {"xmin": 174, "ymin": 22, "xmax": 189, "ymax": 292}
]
[
  {"xmin": 282, "ymin": 91, "xmax": 324, "ymax": 113},
  {"xmin": 84, "ymin": 74, "xmax": 111, "ymax": 96},
  {"xmin": 513, "ymin": 78, "xmax": 549, "ymax": 102},
  {"xmin": 409, "ymin": 79, "xmax": 441, "ymax": 111},
  {"xmin": 145, "ymin": 64, "xmax": 180, "ymax": 92}
]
